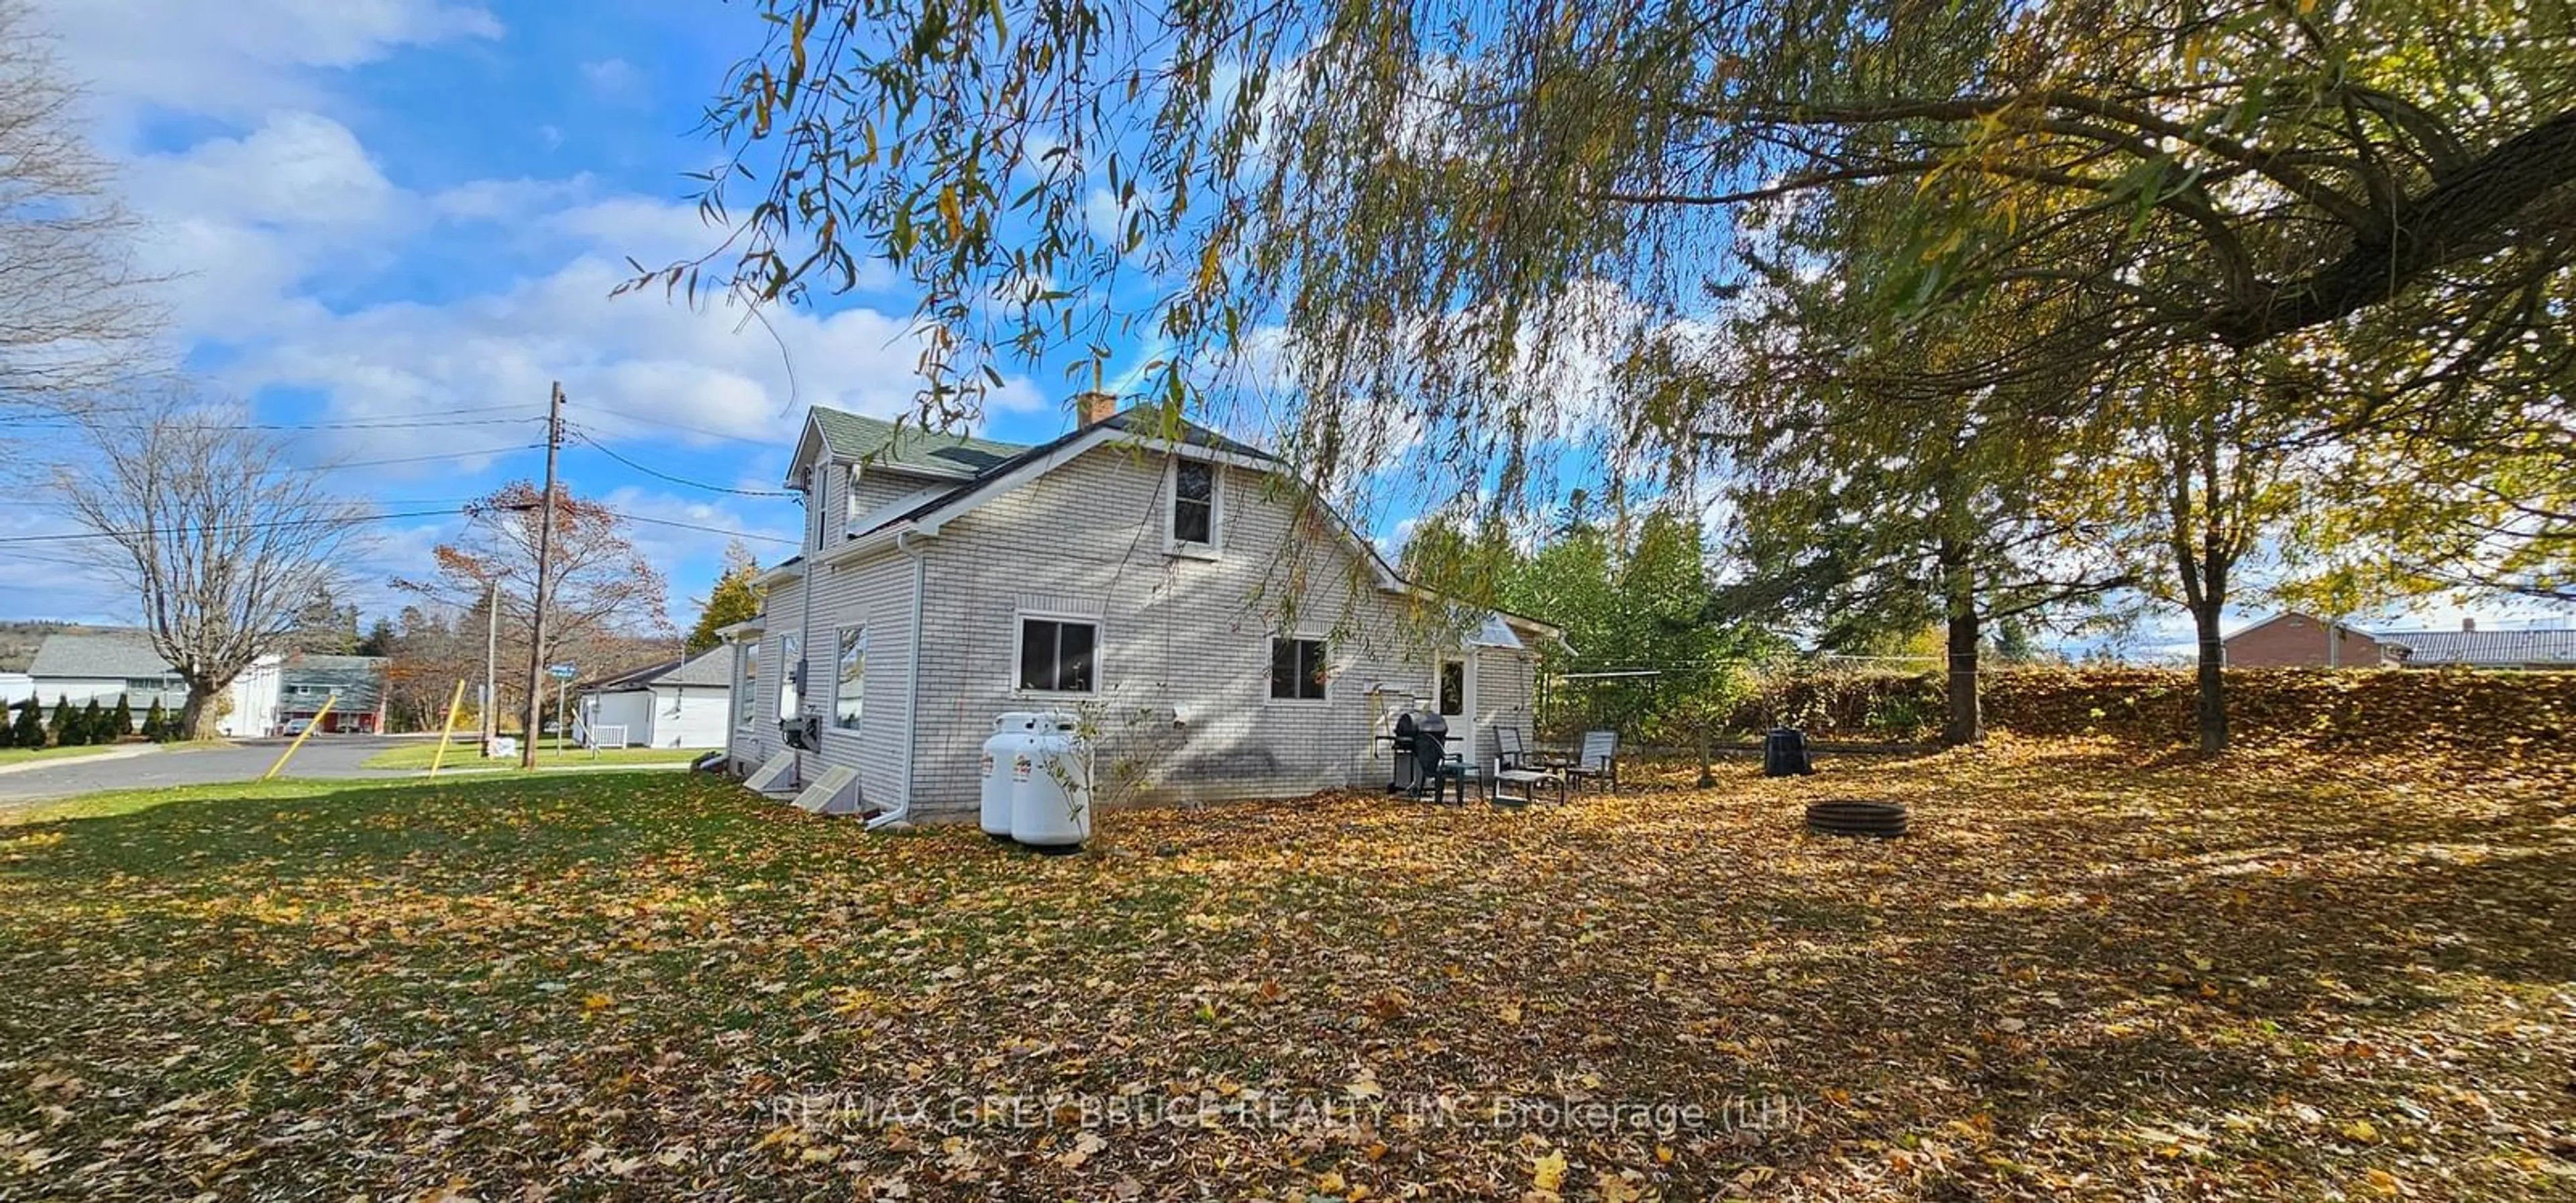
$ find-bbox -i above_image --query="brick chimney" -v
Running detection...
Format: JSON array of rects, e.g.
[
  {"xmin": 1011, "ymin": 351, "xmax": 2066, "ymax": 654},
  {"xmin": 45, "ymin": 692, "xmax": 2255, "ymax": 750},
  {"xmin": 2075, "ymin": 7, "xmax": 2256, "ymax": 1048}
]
[
  {"xmin": 1075, "ymin": 391, "xmax": 1119, "ymax": 426},
  {"xmin": 2462, "ymin": 617, "xmax": 2477, "ymax": 632}
]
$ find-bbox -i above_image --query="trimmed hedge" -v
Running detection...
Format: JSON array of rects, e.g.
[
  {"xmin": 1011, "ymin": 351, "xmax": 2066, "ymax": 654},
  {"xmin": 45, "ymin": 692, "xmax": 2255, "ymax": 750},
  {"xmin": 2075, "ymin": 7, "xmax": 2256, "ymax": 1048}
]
[{"xmin": 1729, "ymin": 667, "xmax": 2576, "ymax": 751}]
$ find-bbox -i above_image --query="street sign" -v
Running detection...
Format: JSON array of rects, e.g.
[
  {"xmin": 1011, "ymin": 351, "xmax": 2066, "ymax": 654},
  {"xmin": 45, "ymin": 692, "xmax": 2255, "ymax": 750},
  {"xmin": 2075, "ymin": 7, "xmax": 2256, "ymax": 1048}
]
[{"xmin": 547, "ymin": 664, "xmax": 577, "ymax": 680}]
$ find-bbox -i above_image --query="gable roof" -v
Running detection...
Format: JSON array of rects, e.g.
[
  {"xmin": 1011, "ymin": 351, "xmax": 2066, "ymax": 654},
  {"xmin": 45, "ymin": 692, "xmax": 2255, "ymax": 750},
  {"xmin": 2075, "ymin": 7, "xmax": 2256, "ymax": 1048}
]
[
  {"xmin": 2220, "ymin": 611, "xmax": 2383, "ymax": 645},
  {"xmin": 850, "ymin": 406, "xmax": 1281, "ymax": 539},
  {"xmin": 2379, "ymin": 627, "xmax": 2576, "ymax": 666},
  {"xmin": 583, "ymin": 646, "xmax": 733, "ymax": 692},
  {"xmin": 795, "ymin": 407, "xmax": 1030, "ymax": 484},
  {"xmin": 28, "ymin": 630, "xmax": 179, "ymax": 678},
  {"xmin": 796, "ymin": 402, "xmax": 1563, "ymax": 641}
]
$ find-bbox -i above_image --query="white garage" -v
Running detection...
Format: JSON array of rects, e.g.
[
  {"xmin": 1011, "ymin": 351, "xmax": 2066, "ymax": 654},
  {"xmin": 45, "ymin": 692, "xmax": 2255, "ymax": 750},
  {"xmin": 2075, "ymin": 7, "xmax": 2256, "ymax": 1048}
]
[{"xmin": 574, "ymin": 648, "xmax": 734, "ymax": 749}]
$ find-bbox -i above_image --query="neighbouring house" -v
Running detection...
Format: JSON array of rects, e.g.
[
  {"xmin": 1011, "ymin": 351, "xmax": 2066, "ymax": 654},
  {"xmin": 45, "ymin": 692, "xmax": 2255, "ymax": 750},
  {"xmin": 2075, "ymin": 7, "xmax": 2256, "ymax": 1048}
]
[
  {"xmin": 276, "ymin": 653, "xmax": 390, "ymax": 733},
  {"xmin": 2220, "ymin": 611, "xmax": 2404, "ymax": 668},
  {"xmin": 2378, "ymin": 619, "xmax": 2576, "ymax": 671},
  {"xmin": 574, "ymin": 648, "xmax": 733, "ymax": 748},
  {"xmin": 23, "ymin": 629, "xmax": 281, "ymax": 737},
  {"xmin": 2223, "ymin": 612, "xmax": 2576, "ymax": 671},
  {"xmin": 722, "ymin": 399, "xmax": 1560, "ymax": 823}
]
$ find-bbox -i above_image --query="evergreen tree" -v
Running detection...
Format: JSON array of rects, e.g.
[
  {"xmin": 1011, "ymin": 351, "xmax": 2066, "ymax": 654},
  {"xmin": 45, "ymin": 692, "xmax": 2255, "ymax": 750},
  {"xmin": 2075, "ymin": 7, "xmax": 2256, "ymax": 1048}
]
[
  {"xmin": 75, "ymin": 698, "xmax": 105, "ymax": 746},
  {"xmin": 0, "ymin": 700, "xmax": 15, "ymax": 749},
  {"xmin": 111, "ymin": 694, "xmax": 134, "ymax": 741},
  {"xmin": 12, "ymin": 698, "xmax": 42, "ymax": 750},
  {"xmin": 143, "ymin": 698, "xmax": 168, "ymax": 742},
  {"xmin": 45, "ymin": 694, "xmax": 70, "ymax": 745},
  {"xmin": 356, "ymin": 616, "xmax": 397, "ymax": 658}
]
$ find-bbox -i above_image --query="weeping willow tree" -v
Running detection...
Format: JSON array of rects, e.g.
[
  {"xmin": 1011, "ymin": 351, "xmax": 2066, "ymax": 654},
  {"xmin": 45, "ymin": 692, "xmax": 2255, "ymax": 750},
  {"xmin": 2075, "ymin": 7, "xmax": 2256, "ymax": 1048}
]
[{"xmin": 661, "ymin": 0, "xmax": 2576, "ymax": 735}]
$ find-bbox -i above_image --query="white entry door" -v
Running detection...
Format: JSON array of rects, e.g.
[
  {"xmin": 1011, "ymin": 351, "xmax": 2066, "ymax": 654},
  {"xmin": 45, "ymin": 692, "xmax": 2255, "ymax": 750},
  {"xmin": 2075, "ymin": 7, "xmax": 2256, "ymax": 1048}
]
[{"xmin": 1435, "ymin": 653, "xmax": 1477, "ymax": 763}]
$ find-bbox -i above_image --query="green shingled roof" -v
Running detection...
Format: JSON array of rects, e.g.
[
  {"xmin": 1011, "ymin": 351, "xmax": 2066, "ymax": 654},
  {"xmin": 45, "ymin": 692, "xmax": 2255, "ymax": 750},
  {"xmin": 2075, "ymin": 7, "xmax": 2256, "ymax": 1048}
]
[{"xmin": 810, "ymin": 407, "xmax": 1028, "ymax": 478}]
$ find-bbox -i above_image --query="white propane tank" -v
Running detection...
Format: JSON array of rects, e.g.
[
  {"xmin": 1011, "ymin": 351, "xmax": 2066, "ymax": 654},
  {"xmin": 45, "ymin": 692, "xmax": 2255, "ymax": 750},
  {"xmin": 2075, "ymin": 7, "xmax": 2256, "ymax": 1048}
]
[
  {"xmin": 979, "ymin": 712, "xmax": 1040, "ymax": 839},
  {"xmin": 1009, "ymin": 712, "xmax": 1090, "ymax": 852}
]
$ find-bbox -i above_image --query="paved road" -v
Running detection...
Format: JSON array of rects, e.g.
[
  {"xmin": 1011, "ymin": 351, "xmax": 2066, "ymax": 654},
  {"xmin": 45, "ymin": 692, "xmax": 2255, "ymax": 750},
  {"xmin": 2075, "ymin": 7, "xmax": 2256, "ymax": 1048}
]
[{"xmin": 0, "ymin": 735, "xmax": 418, "ymax": 804}]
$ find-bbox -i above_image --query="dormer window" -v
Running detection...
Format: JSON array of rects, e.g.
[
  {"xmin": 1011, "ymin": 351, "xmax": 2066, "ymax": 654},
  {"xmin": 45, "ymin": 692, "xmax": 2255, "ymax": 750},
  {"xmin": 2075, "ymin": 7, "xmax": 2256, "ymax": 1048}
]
[{"xmin": 1169, "ymin": 457, "xmax": 1220, "ymax": 555}]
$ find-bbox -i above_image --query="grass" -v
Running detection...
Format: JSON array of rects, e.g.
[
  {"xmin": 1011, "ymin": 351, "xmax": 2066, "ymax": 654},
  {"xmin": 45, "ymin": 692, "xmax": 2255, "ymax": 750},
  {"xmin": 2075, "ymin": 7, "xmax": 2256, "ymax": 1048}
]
[
  {"xmin": 0, "ymin": 739, "xmax": 2569, "ymax": 1199},
  {"xmin": 0, "ymin": 743, "xmax": 143, "ymax": 768},
  {"xmin": 357, "ymin": 740, "xmax": 707, "ymax": 770}
]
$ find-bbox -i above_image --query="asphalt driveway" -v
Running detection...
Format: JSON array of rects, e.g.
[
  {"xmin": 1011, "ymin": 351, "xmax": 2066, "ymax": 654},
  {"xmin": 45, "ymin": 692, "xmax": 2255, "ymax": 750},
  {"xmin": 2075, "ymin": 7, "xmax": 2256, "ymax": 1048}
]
[{"xmin": 0, "ymin": 736, "xmax": 418, "ymax": 804}]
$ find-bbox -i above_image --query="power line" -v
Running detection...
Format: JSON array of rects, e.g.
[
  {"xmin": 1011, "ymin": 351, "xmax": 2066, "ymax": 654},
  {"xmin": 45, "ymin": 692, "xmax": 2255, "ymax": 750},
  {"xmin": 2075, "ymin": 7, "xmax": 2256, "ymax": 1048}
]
[
  {"xmin": 7, "ymin": 415, "xmax": 543, "ymax": 433},
  {"xmin": 570, "ymin": 427, "xmax": 795, "ymax": 497},
  {"xmin": 0, "ymin": 507, "xmax": 465, "ymax": 545},
  {"xmin": 576, "ymin": 402, "xmax": 776, "ymax": 446},
  {"xmin": 296, "ymin": 443, "xmax": 545, "ymax": 471},
  {"xmin": 596, "ymin": 507, "xmax": 799, "ymax": 546}
]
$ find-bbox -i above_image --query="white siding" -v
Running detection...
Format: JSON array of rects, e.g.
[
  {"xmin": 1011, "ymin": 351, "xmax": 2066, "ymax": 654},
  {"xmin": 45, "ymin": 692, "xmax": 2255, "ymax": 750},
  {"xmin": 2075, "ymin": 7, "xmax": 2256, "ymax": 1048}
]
[
  {"xmin": 731, "ymin": 435, "xmax": 1540, "ymax": 823},
  {"xmin": 903, "ymin": 446, "xmax": 1453, "ymax": 818},
  {"xmin": 651, "ymin": 687, "xmax": 733, "ymax": 748}
]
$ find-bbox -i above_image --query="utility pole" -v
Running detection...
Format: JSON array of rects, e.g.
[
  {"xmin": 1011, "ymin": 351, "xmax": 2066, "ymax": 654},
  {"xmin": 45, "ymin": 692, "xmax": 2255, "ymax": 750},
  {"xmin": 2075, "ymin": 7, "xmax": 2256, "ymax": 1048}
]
[
  {"xmin": 482, "ymin": 577, "xmax": 499, "ymax": 753},
  {"xmin": 520, "ymin": 381, "xmax": 565, "ymax": 770}
]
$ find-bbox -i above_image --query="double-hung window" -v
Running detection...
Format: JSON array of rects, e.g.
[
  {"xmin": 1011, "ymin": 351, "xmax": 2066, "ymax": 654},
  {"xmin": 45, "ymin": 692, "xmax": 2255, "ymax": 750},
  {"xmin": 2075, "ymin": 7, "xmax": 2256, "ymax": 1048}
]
[
  {"xmin": 1018, "ymin": 617, "xmax": 1097, "ymax": 694},
  {"xmin": 1269, "ymin": 637, "xmax": 1328, "ymax": 701},
  {"xmin": 1171, "ymin": 458, "xmax": 1217, "ymax": 551},
  {"xmin": 834, "ymin": 626, "xmax": 867, "ymax": 729},
  {"xmin": 736, "ymin": 643, "xmax": 758, "ymax": 728},
  {"xmin": 777, "ymin": 633, "xmax": 802, "ymax": 718}
]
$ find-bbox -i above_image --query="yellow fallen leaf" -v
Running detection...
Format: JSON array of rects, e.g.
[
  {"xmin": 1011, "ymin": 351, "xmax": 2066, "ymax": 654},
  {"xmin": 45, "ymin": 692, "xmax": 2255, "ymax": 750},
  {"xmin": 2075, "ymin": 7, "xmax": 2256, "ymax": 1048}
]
[
  {"xmin": 2343, "ymin": 1118, "xmax": 2379, "ymax": 1143},
  {"xmin": 1532, "ymin": 1149, "xmax": 1566, "ymax": 1192}
]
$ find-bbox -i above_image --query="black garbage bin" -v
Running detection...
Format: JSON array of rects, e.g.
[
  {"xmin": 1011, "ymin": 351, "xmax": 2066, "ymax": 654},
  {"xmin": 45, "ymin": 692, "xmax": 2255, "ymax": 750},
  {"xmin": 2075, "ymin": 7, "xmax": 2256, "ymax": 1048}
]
[{"xmin": 1764, "ymin": 727, "xmax": 1815, "ymax": 777}]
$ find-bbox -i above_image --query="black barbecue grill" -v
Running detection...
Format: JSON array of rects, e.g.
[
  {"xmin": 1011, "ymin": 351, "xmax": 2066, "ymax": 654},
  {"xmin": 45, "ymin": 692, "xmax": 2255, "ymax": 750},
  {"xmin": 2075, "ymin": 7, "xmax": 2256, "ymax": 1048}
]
[{"xmin": 1379, "ymin": 709, "xmax": 1465, "ymax": 799}]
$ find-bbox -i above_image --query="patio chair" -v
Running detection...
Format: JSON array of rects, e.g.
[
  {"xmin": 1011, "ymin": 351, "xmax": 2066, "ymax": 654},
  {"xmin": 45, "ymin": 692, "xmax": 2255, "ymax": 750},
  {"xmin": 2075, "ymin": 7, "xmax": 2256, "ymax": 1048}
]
[
  {"xmin": 1564, "ymin": 729, "xmax": 1620, "ymax": 794},
  {"xmin": 1490, "ymin": 726, "xmax": 1566, "ymax": 806}
]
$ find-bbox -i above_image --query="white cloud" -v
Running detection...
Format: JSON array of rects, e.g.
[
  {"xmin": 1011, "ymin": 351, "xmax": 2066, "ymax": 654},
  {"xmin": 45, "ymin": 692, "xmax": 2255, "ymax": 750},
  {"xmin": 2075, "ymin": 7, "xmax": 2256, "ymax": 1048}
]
[
  {"xmin": 579, "ymin": 57, "xmax": 641, "ymax": 101},
  {"xmin": 238, "ymin": 252, "xmax": 1045, "ymax": 462},
  {"xmin": 36, "ymin": 0, "xmax": 502, "ymax": 136}
]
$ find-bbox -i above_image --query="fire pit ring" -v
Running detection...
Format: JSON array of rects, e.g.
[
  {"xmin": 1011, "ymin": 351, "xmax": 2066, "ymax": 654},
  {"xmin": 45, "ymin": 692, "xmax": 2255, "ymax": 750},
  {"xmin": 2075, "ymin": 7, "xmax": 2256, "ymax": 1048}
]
[{"xmin": 1805, "ymin": 800, "xmax": 1909, "ymax": 839}]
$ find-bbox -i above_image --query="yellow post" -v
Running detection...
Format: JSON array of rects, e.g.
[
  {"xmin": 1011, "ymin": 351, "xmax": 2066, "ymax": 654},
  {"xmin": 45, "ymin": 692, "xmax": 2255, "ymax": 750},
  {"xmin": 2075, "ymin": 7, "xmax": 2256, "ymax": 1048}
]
[
  {"xmin": 261, "ymin": 694, "xmax": 336, "ymax": 781},
  {"xmin": 428, "ymin": 680, "xmax": 467, "ymax": 778}
]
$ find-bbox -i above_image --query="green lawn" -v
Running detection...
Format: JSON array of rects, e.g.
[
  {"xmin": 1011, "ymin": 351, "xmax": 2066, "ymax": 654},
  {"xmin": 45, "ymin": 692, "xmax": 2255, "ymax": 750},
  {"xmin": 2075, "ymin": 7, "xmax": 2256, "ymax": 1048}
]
[
  {"xmin": 0, "ymin": 743, "xmax": 140, "ymax": 768},
  {"xmin": 358, "ymin": 741, "xmax": 708, "ymax": 770},
  {"xmin": 1, "ymin": 743, "xmax": 2569, "ymax": 1199}
]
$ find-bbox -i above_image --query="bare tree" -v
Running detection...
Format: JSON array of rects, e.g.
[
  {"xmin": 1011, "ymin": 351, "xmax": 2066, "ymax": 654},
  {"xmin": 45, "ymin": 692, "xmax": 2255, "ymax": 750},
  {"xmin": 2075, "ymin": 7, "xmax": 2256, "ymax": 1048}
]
[
  {"xmin": 0, "ymin": 0, "xmax": 162, "ymax": 423},
  {"xmin": 396, "ymin": 483, "xmax": 672, "ymax": 739},
  {"xmin": 59, "ymin": 397, "xmax": 371, "ymax": 739}
]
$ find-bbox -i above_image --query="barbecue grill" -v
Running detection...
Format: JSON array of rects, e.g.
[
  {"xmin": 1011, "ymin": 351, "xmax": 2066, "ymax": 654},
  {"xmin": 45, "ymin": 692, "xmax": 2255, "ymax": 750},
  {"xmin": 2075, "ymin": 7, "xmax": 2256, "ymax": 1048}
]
[{"xmin": 1380, "ymin": 709, "xmax": 1458, "ymax": 797}]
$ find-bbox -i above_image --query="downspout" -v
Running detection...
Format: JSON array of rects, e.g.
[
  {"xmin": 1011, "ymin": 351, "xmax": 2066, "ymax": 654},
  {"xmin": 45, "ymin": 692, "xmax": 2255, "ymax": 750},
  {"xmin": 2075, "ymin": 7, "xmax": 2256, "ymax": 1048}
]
[
  {"xmin": 867, "ymin": 529, "xmax": 930, "ymax": 831},
  {"xmin": 797, "ymin": 463, "xmax": 820, "ymax": 786}
]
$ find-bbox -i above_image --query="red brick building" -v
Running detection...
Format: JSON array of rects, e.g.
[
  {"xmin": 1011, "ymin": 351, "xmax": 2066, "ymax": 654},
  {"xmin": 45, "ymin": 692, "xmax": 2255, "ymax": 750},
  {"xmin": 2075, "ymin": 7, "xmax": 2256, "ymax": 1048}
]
[{"xmin": 2221, "ymin": 611, "xmax": 2402, "ymax": 668}]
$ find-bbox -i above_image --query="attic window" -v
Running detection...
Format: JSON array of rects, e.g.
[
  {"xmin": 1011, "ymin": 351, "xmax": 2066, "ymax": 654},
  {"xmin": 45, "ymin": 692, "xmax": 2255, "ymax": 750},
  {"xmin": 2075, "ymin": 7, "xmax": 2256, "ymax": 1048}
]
[
  {"xmin": 844, "ymin": 464, "xmax": 863, "ymax": 533},
  {"xmin": 1171, "ymin": 458, "xmax": 1217, "ymax": 550}
]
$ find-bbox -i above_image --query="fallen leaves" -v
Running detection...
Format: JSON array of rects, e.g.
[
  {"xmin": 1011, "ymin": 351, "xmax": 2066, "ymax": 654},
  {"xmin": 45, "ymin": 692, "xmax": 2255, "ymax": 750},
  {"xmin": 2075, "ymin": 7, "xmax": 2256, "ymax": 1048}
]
[{"xmin": 0, "ymin": 741, "xmax": 2568, "ymax": 1199}]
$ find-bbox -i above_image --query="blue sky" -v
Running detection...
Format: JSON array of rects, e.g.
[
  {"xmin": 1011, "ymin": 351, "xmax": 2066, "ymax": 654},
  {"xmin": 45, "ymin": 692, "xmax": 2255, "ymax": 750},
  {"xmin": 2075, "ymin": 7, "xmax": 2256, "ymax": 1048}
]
[
  {"xmin": 9, "ymin": 0, "xmax": 1082, "ymax": 634},
  {"xmin": 5, "ymin": 0, "xmax": 2562, "ymax": 656}
]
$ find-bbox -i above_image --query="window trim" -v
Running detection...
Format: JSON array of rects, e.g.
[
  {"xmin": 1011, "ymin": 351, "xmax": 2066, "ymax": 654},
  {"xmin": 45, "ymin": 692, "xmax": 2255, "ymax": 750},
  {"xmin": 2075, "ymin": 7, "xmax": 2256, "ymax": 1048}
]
[
  {"xmin": 1012, "ymin": 612, "xmax": 1102, "ymax": 696},
  {"xmin": 832, "ymin": 625, "xmax": 867, "ymax": 730},
  {"xmin": 841, "ymin": 462, "xmax": 865, "ymax": 537},
  {"xmin": 1164, "ymin": 455, "xmax": 1223, "ymax": 558},
  {"xmin": 735, "ymin": 643, "xmax": 759, "ymax": 729},
  {"xmin": 1436, "ymin": 656, "xmax": 1468, "ymax": 718},
  {"xmin": 1267, "ymin": 635, "xmax": 1330, "ymax": 704},
  {"xmin": 777, "ymin": 632, "xmax": 803, "ymax": 719}
]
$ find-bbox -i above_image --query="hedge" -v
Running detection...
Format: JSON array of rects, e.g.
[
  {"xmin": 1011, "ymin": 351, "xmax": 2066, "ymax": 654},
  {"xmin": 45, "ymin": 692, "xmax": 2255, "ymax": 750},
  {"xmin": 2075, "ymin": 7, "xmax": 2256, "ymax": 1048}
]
[{"xmin": 1724, "ymin": 667, "xmax": 2576, "ymax": 752}]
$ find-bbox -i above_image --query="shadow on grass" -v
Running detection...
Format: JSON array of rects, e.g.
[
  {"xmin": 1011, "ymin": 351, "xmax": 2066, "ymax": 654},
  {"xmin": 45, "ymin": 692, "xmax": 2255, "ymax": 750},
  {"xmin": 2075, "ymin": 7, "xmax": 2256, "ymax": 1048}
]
[{"xmin": 1, "ymin": 747, "xmax": 2571, "ymax": 1198}]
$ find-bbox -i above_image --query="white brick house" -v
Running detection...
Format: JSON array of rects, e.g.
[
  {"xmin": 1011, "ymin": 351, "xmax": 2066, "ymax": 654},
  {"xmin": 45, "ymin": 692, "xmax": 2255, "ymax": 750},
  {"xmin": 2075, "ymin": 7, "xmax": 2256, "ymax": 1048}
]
[{"xmin": 721, "ymin": 401, "xmax": 1558, "ymax": 823}]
